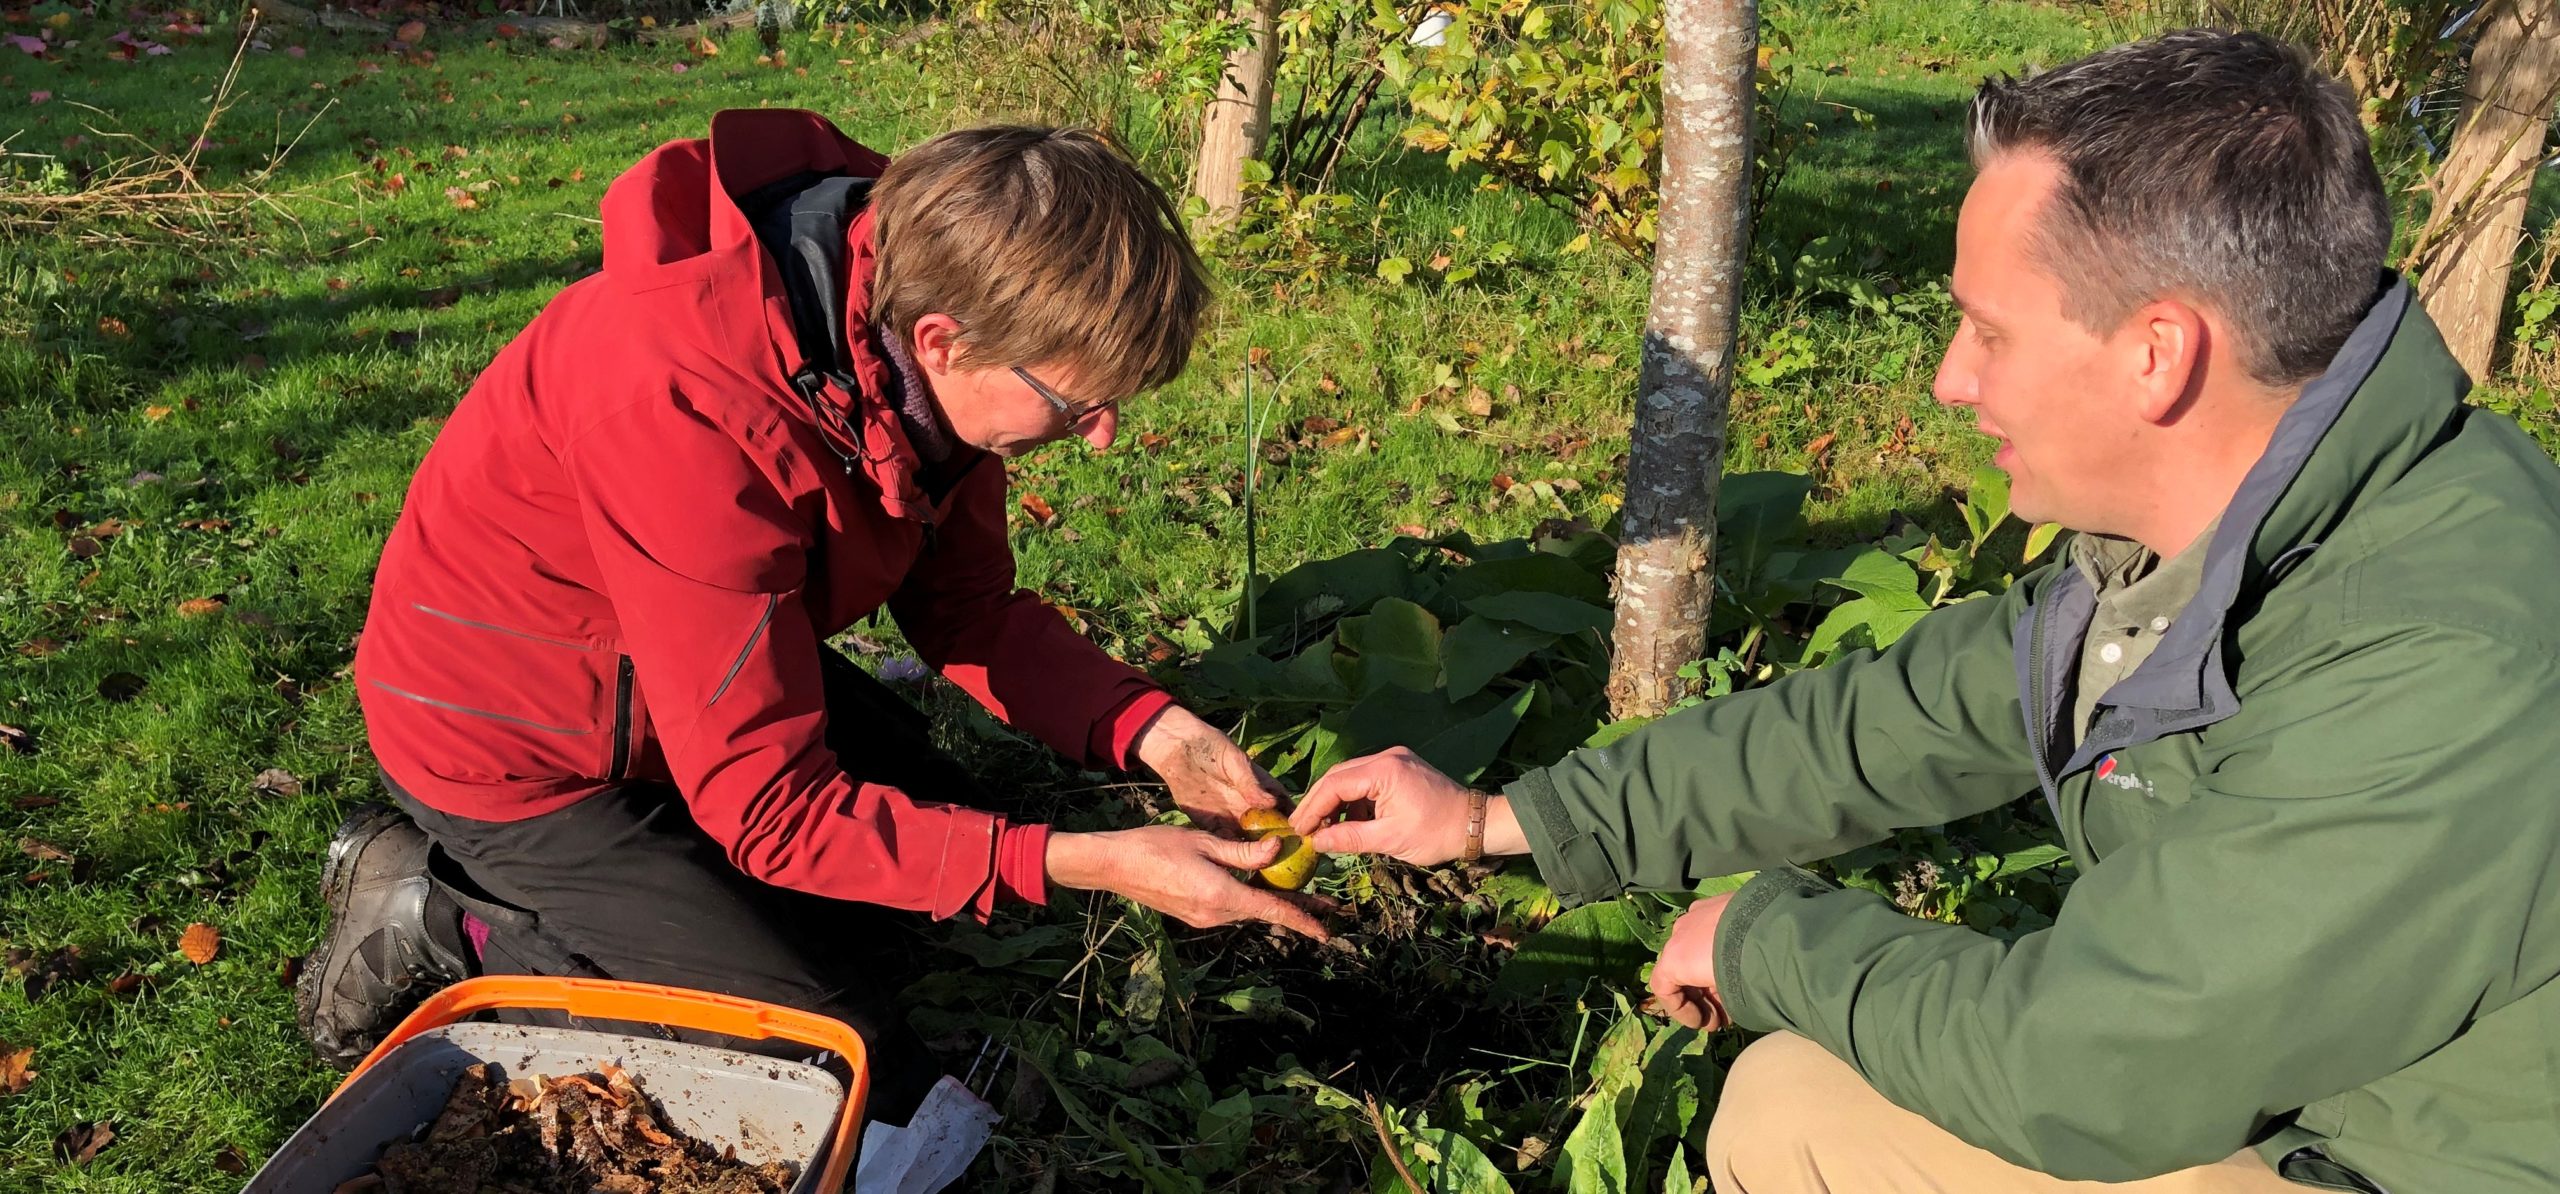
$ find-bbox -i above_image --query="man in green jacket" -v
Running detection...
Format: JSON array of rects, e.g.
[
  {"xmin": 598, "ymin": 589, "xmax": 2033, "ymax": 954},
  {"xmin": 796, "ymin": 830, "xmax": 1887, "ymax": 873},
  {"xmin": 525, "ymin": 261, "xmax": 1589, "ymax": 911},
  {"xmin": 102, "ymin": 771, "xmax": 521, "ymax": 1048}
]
[{"xmin": 1291, "ymin": 30, "xmax": 2560, "ymax": 1194}]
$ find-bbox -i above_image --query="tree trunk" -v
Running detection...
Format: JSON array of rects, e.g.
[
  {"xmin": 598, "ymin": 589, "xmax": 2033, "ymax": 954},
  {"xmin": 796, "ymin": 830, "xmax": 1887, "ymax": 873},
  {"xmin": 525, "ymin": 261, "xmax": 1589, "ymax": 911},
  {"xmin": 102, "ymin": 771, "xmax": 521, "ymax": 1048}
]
[
  {"xmin": 1605, "ymin": 0, "xmax": 1756, "ymax": 719},
  {"xmin": 2418, "ymin": 0, "xmax": 2560, "ymax": 380},
  {"xmin": 1189, "ymin": 0, "xmax": 1283, "ymax": 235}
]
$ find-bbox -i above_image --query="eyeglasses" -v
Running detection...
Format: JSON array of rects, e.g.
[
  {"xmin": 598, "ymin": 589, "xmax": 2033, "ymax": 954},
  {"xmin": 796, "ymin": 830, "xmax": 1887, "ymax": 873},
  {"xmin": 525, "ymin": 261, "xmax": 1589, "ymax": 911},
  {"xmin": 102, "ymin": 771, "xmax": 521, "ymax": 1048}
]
[{"xmin": 1013, "ymin": 366, "xmax": 1118, "ymax": 426}]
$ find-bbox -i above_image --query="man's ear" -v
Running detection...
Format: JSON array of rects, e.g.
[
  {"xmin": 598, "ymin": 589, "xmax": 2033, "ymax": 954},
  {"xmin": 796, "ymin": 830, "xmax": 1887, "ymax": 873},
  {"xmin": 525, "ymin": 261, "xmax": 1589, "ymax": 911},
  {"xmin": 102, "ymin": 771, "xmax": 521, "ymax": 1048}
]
[
  {"xmin": 909, "ymin": 313, "xmax": 965, "ymax": 377},
  {"xmin": 2127, "ymin": 297, "xmax": 2206, "ymax": 425}
]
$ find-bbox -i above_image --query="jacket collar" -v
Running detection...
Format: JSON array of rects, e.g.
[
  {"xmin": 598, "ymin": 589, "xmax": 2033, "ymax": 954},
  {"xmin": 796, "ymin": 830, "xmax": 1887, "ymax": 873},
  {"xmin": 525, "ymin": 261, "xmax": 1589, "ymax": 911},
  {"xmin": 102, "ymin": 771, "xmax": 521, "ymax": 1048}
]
[
  {"xmin": 2050, "ymin": 274, "xmax": 2470, "ymax": 770},
  {"xmin": 599, "ymin": 107, "xmax": 965, "ymax": 524}
]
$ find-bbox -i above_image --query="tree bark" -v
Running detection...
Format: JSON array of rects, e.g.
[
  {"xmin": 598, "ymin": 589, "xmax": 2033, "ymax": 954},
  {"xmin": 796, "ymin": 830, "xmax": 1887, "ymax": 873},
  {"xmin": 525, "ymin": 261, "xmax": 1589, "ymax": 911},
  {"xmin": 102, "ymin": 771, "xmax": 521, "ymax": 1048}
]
[
  {"xmin": 2418, "ymin": 0, "xmax": 2560, "ymax": 380},
  {"xmin": 1606, "ymin": 0, "xmax": 1756, "ymax": 719},
  {"xmin": 1188, "ymin": 0, "xmax": 1283, "ymax": 235}
]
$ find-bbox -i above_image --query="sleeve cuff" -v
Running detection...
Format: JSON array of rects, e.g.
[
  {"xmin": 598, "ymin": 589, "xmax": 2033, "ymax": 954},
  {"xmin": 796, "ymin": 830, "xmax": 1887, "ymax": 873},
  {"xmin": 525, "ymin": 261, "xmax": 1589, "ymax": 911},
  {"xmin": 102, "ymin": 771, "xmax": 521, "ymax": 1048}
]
[
  {"xmin": 1713, "ymin": 865, "xmax": 1836, "ymax": 1031},
  {"xmin": 1095, "ymin": 688, "xmax": 1177, "ymax": 770},
  {"xmin": 1503, "ymin": 768, "xmax": 1626, "ymax": 907},
  {"xmin": 994, "ymin": 821, "xmax": 1051, "ymax": 909}
]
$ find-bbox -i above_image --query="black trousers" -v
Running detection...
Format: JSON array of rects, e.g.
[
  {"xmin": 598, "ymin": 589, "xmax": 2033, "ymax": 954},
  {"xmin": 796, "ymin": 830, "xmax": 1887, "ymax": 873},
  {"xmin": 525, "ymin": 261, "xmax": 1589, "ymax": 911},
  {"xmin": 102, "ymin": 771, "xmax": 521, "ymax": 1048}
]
[{"xmin": 386, "ymin": 649, "xmax": 993, "ymax": 1124}]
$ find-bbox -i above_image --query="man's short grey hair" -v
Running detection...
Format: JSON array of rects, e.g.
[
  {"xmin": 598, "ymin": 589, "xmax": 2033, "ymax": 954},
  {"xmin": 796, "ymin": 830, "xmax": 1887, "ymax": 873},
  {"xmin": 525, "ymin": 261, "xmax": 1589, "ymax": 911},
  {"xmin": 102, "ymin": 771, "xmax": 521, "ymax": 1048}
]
[{"xmin": 1967, "ymin": 30, "xmax": 2392, "ymax": 388}]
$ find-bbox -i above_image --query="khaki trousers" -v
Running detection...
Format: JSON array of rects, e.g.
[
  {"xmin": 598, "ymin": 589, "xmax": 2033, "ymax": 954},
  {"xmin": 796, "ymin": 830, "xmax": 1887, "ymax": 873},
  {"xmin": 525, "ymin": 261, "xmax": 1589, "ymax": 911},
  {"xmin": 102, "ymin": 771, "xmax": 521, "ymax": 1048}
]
[{"xmin": 1705, "ymin": 1033, "xmax": 2308, "ymax": 1193}]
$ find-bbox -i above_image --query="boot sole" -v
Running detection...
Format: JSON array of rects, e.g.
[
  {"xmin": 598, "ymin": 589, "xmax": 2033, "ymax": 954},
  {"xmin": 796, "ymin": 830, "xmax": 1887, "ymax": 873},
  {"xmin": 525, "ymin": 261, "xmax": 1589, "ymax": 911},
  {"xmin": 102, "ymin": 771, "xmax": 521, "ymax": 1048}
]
[{"xmin": 295, "ymin": 802, "xmax": 413, "ymax": 1069}]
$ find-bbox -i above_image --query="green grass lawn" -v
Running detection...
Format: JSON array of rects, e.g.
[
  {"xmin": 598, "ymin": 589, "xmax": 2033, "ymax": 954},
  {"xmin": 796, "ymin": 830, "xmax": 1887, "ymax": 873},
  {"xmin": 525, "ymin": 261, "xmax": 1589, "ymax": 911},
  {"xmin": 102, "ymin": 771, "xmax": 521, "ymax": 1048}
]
[{"xmin": 2, "ymin": 0, "xmax": 2464, "ymax": 1187}]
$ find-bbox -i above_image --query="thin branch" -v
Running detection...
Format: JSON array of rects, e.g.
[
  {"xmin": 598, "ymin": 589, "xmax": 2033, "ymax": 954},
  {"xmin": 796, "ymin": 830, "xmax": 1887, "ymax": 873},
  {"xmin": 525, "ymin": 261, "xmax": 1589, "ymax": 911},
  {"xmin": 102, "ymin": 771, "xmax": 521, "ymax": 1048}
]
[{"xmin": 1364, "ymin": 1092, "xmax": 1425, "ymax": 1193}]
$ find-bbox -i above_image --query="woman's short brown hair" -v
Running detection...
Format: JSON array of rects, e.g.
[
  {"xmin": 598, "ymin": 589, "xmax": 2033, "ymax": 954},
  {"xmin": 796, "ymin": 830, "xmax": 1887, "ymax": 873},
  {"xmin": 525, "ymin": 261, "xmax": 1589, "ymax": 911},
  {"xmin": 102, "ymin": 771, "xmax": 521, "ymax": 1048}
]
[{"xmin": 871, "ymin": 126, "xmax": 1211, "ymax": 404}]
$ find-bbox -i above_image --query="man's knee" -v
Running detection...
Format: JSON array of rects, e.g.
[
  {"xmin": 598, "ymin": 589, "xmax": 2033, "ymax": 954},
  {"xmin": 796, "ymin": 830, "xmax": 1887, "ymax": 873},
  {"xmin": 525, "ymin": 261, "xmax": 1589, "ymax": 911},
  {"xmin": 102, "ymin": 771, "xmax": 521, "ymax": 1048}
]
[{"xmin": 1706, "ymin": 1032, "xmax": 1860, "ymax": 1190}]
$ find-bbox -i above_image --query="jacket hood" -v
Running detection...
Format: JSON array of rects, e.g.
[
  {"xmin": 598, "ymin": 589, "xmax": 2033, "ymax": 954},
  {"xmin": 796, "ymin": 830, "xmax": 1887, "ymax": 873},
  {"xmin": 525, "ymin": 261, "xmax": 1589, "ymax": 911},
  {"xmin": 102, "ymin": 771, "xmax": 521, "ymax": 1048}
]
[{"xmin": 596, "ymin": 108, "xmax": 949, "ymax": 521}]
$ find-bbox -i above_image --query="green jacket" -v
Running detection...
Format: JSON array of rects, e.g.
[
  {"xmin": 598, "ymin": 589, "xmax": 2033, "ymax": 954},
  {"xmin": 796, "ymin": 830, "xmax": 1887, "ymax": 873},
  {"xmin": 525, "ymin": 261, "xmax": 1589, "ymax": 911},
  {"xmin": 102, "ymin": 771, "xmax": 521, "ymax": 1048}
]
[{"xmin": 1509, "ymin": 280, "xmax": 2560, "ymax": 1193}]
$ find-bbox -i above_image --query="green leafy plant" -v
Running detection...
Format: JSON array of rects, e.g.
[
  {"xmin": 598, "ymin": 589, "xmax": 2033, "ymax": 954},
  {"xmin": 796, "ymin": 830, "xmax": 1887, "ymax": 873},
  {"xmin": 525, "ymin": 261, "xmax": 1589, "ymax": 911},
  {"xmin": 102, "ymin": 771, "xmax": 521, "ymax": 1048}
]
[
  {"xmin": 1392, "ymin": 0, "xmax": 1828, "ymax": 254},
  {"xmin": 1191, "ymin": 522, "xmax": 1620, "ymax": 791}
]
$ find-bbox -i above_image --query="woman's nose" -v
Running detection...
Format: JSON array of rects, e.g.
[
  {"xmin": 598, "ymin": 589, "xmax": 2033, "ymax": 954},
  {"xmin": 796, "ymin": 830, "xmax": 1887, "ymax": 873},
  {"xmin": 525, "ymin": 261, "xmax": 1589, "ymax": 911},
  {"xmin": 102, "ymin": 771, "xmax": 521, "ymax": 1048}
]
[{"xmin": 1080, "ymin": 406, "xmax": 1119, "ymax": 451}]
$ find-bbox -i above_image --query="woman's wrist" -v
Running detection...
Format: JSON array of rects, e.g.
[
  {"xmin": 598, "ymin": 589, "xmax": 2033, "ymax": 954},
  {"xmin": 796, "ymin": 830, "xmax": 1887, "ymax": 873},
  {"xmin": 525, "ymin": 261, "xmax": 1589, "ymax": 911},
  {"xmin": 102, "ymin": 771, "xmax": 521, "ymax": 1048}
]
[{"xmin": 1045, "ymin": 830, "xmax": 1115, "ymax": 892}]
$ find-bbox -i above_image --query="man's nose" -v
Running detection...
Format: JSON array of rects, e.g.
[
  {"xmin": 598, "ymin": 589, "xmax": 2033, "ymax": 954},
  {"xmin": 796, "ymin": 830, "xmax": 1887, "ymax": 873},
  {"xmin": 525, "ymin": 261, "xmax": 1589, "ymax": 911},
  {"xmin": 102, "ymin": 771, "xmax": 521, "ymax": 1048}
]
[
  {"xmin": 1080, "ymin": 406, "xmax": 1119, "ymax": 451},
  {"xmin": 1932, "ymin": 340, "xmax": 1975, "ymax": 409}
]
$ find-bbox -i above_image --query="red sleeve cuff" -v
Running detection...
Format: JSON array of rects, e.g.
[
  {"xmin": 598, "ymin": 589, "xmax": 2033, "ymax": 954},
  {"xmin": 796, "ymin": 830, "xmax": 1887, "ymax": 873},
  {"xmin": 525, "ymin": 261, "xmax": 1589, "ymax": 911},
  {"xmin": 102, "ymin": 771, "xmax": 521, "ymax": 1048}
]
[
  {"xmin": 1094, "ymin": 688, "xmax": 1178, "ymax": 770},
  {"xmin": 993, "ymin": 821, "xmax": 1051, "ymax": 909}
]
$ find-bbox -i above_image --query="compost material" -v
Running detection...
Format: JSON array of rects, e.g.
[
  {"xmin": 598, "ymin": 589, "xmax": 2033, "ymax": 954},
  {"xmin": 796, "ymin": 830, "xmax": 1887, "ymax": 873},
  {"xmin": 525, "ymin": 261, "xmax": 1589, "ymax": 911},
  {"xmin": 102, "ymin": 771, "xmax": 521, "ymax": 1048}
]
[{"xmin": 347, "ymin": 1062, "xmax": 796, "ymax": 1194}]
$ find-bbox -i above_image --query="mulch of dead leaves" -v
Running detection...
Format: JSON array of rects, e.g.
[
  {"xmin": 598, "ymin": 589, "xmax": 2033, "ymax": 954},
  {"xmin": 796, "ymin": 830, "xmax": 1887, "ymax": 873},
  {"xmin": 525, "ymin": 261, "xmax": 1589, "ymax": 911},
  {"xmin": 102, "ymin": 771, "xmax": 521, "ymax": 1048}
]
[{"xmin": 336, "ymin": 1062, "xmax": 794, "ymax": 1194}]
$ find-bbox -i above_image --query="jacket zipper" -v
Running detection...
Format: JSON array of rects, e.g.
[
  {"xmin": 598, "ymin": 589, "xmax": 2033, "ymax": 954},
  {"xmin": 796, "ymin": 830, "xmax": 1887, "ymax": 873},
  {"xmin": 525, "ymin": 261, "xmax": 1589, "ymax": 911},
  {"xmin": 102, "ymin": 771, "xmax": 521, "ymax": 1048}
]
[
  {"xmin": 2026, "ymin": 598, "xmax": 2065, "ymax": 832},
  {"xmin": 606, "ymin": 654, "xmax": 635, "ymax": 782}
]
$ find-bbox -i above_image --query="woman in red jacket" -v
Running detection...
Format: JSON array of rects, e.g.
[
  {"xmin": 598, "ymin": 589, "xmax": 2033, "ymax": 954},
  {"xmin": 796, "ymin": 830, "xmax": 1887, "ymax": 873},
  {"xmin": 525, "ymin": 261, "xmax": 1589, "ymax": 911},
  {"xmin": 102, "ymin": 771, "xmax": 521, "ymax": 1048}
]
[{"xmin": 298, "ymin": 111, "xmax": 1323, "ymax": 1121}]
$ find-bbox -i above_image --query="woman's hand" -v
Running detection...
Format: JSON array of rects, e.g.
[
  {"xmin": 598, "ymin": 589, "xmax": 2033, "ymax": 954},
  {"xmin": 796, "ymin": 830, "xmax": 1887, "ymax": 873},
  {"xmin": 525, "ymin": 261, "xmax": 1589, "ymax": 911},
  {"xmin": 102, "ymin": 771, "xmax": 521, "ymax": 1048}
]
[
  {"xmin": 1132, "ymin": 705, "xmax": 1289, "ymax": 833},
  {"xmin": 1046, "ymin": 826, "xmax": 1331, "ymax": 940}
]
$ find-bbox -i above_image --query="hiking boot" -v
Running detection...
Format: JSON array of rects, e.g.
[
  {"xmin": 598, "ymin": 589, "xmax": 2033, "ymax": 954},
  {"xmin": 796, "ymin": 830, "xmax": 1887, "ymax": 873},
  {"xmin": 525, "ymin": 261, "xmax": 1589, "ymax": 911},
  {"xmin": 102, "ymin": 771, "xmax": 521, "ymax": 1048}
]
[{"xmin": 296, "ymin": 803, "xmax": 471, "ymax": 1068}]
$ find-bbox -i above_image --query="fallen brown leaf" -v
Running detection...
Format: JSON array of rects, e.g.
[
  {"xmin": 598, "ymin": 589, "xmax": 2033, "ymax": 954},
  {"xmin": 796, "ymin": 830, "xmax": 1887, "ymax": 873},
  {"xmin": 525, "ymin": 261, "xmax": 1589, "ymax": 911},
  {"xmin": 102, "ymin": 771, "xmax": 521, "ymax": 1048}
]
[
  {"xmin": 213, "ymin": 1145, "xmax": 250, "ymax": 1174},
  {"xmin": 144, "ymin": 404, "xmax": 174, "ymax": 422},
  {"xmin": 54, "ymin": 1121, "xmax": 113, "ymax": 1165},
  {"xmin": 1018, "ymin": 494, "xmax": 1057, "ymax": 527},
  {"xmin": 176, "ymin": 597, "xmax": 225, "ymax": 618},
  {"xmin": 179, "ymin": 922, "xmax": 220, "ymax": 965},
  {"xmin": 395, "ymin": 19, "xmax": 426, "ymax": 43},
  {"xmin": 0, "ymin": 1043, "xmax": 32, "ymax": 1095},
  {"xmin": 0, "ymin": 725, "xmax": 31, "ymax": 755},
  {"xmin": 252, "ymin": 768, "xmax": 302, "ymax": 797},
  {"xmin": 18, "ymin": 838, "xmax": 71, "ymax": 863}
]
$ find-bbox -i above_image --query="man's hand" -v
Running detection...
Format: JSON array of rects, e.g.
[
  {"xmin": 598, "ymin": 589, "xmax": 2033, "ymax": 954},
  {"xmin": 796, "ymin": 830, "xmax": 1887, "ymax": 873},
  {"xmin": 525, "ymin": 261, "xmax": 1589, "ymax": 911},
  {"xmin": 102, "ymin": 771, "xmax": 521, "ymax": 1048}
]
[
  {"xmin": 1646, "ymin": 892, "xmax": 1734, "ymax": 1032},
  {"xmin": 1047, "ymin": 826, "xmax": 1331, "ymax": 940},
  {"xmin": 1289, "ymin": 746, "xmax": 1506, "ymax": 865},
  {"xmin": 1133, "ymin": 705, "xmax": 1286, "ymax": 833}
]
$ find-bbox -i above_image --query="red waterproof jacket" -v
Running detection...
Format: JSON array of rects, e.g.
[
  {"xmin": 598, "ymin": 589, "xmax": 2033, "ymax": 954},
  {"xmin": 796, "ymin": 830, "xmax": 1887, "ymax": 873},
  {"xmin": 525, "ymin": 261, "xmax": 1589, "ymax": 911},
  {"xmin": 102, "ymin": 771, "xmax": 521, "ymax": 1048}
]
[{"xmin": 354, "ymin": 109, "xmax": 1173, "ymax": 920}]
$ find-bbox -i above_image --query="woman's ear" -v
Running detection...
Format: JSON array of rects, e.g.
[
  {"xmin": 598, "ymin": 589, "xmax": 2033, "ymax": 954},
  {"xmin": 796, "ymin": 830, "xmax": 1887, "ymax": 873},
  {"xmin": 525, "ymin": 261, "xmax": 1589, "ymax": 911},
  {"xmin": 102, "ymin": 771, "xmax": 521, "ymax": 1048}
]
[{"xmin": 909, "ymin": 313, "xmax": 964, "ymax": 377}]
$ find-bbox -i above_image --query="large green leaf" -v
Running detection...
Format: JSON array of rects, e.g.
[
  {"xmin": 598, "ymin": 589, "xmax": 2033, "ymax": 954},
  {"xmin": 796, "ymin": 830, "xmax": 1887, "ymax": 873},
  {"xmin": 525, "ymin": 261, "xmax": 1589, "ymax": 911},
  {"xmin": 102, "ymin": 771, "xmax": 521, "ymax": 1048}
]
[
  {"xmin": 1245, "ymin": 547, "xmax": 1413, "ymax": 639},
  {"xmin": 1560, "ymin": 1070, "xmax": 1631, "ymax": 1194},
  {"xmin": 1804, "ymin": 596, "xmax": 1931, "ymax": 660},
  {"xmin": 1821, "ymin": 549, "xmax": 1929, "ymax": 611},
  {"xmin": 1988, "ymin": 843, "xmax": 2070, "ymax": 880},
  {"xmin": 1504, "ymin": 679, "xmax": 1605, "ymax": 769},
  {"xmin": 1339, "ymin": 597, "xmax": 1444, "ymax": 696},
  {"xmin": 1369, "ymin": 1128, "xmax": 1514, "ymax": 1194},
  {"xmin": 1413, "ymin": 687, "xmax": 1537, "ymax": 783},
  {"xmin": 1962, "ymin": 464, "xmax": 2012, "ymax": 544},
  {"xmin": 1278, "ymin": 638, "xmax": 1354, "ymax": 704},
  {"xmin": 1491, "ymin": 899, "xmax": 1656, "ymax": 999},
  {"xmin": 1440, "ymin": 615, "xmax": 1559, "ymax": 700},
  {"xmin": 1715, "ymin": 470, "xmax": 1814, "ymax": 577},
  {"xmin": 1437, "ymin": 551, "xmax": 1611, "ymax": 608},
  {"xmin": 1462, "ymin": 591, "xmax": 1614, "ymax": 635},
  {"xmin": 1620, "ymin": 1024, "xmax": 1705, "ymax": 1179},
  {"xmin": 1188, "ymin": 1091, "xmax": 1255, "ymax": 1177},
  {"xmin": 2023, "ymin": 521, "xmax": 2065, "ymax": 565},
  {"xmin": 1321, "ymin": 684, "xmax": 1470, "ymax": 765},
  {"xmin": 1193, "ymin": 636, "xmax": 1287, "ymax": 699}
]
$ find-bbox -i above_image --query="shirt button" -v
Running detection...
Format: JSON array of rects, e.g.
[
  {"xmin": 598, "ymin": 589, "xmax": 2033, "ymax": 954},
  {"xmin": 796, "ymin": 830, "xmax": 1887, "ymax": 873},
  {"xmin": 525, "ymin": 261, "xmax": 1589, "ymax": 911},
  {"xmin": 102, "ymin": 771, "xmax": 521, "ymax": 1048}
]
[
  {"xmin": 2150, "ymin": 616, "xmax": 2171, "ymax": 633},
  {"xmin": 2099, "ymin": 642, "xmax": 2125, "ymax": 665}
]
